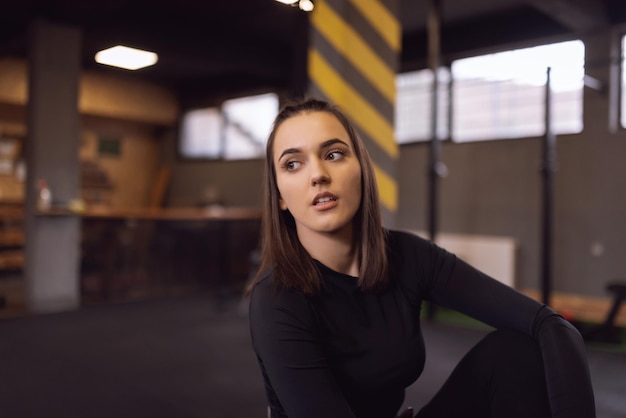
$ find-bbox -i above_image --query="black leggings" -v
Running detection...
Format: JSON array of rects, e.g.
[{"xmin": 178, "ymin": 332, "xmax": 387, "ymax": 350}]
[{"xmin": 416, "ymin": 329, "xmax": 551, "ymax": 418}]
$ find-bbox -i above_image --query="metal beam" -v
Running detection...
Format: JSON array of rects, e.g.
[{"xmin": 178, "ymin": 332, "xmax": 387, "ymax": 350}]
[
  {"xmin": 528, "ymin": 0, "xmax": 608, "ymax": 32},
  {"xmin": 540, "ymin": 67, "xmax": 558, "ymax": 306},
  {"xmin": 427, "ymin": 0, "xmax": 443, "ymax": 247},
  {"xmin": 401, "ymin": 6, "xmax": 568, "ymax": 72},
  {"xmin": 426, "ymin": 0, "xmax": 443, "ymax": 320}
]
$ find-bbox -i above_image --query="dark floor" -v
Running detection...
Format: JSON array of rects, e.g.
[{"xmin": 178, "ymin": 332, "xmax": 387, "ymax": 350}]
[{"xmin": 0, "ymin": 292, "xmax": 624, "ymax": 418}]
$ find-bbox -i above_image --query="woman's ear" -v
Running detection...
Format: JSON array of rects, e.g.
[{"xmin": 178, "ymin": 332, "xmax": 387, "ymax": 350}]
[{"xmin": 279, "ymin": 197, "xmax": 288, "ymax": 211}]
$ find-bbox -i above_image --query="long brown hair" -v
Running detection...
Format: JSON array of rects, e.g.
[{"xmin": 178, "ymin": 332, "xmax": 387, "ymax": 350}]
[{"xmin": 246, "ymin": 98, "xmax": 388, "ymax": 296}]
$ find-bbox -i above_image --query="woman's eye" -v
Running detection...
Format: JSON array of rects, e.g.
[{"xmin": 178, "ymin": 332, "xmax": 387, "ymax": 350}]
[
  {"xmin": 327, "ymin": 150, "xmax": 345, "ymax": 161},
  {"xmin": 286, "ymin": 161, "xmax": 301, "ymax": 170}
]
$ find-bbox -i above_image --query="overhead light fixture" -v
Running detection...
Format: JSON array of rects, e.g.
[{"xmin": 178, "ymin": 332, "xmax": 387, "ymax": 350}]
[
  {"xmin": 274, "ymin": 0, "xmax": 314, "ymax": 12},
  {"xmin": 94, "ymin": 45, "xmax": 158, "ymax": 71},
  {"xmin": 299, "ymin": 0, "xmax": 314, "ymax": 11}
]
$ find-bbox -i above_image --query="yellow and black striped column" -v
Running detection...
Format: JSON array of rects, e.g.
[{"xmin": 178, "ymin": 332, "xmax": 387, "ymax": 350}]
[{"xmin": 307, "ymin": 0, "xmax": 400, "ymax": 226}]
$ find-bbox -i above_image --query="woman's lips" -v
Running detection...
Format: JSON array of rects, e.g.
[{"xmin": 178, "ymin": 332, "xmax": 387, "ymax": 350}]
[{"xmin": 312, "ymin": 192, "xmax": 338, "ymax": 210}]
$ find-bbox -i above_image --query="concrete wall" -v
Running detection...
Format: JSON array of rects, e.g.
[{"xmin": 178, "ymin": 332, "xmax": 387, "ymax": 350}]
[{"xmin": 159, "ymin": 132, "xmax": 264, "ymax": 208}]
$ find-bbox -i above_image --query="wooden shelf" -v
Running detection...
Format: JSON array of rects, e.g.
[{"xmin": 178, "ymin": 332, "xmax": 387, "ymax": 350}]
[{"xmin": 0, "ymin": 200, "xmax": 24, "ymax": 275}]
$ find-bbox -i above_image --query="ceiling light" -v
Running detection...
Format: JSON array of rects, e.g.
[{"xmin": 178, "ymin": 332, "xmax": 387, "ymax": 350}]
[
  {"xmin": 94, "ymin": 45, "xmax": 158, "ymax": 71},
  {"xmin": 274, "ymin": 0, "xmax": 314, "ymax": 12},
  {"xmin": 299, "ymin": 0, "xmax": 314, "ymax": 11}
]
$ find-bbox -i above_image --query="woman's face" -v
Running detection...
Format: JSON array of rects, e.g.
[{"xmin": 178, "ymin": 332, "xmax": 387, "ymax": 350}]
[{"xmin": 273, "ymin": 111, "xmax": 362, "ymax": 242}]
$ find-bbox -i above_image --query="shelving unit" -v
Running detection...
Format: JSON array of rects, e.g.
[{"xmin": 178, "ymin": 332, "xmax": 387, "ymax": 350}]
[
  {"xmin": 0, "ymin": 200, "xmax": 24, "ymax": 313},
  {"xmin": 0, "ymin": 203, "xmax": 24, "ymax": 270},
  {"xmin": 80, "ymin": 160, "xmax": 114, "ymax": 207}
]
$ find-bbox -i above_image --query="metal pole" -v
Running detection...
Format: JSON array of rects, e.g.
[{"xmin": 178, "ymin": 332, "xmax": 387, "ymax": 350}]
[
  {"xmin": 541, "ymin": 67, "xmax": 555, "ymax": 306},
  {"xmin": 427, "ymin": 0, "xmax": 442, "ymax": 244},
  {"xmin": 426, "ymin": 0, "xmax": 442, "ymax": 319}
]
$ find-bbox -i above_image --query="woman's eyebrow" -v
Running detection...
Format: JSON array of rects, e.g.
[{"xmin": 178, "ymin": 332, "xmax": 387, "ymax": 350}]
[
  {"xmin": 319, "ymin": 138, "xmax": 349, "ymax": 149},
  {"xmin": 278, "ymin": 138, "xmax": 349, "ymax": 160},
  {"xmin": 278, "ymin": 147, "xmax": 301, "ymax": 160}
]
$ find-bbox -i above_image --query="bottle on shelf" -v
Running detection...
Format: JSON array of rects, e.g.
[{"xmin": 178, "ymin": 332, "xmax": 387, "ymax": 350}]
[{"xmin": 37, "ymin": 178, "xmax": 52, "ymax": 211}]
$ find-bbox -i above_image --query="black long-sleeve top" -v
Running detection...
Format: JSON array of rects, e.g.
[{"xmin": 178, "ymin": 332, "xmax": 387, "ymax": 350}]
[{"xmin": 249, "ymin": 229, "xmax": 595, "ymax": 418}]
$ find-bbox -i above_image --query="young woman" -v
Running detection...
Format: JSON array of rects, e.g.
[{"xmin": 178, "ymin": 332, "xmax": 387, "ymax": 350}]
[{"xmin": 247, "ymin": 98, "xmax": 595, "ymax": 418}]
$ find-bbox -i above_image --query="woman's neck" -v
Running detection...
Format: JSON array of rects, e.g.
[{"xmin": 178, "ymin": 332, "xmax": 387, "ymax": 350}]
[{"xmin": 297, "ymin": 228, "xmax": 359, "ymax": 277}]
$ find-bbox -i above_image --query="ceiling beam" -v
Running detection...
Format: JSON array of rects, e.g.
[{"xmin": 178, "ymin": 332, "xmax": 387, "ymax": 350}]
[
  {"xmin": 527, "ymin": 0, "xmax": 608, "ymax": 32},
  {"xmin": 401, "ymin": 6, "xmax": 569, "ymax": 71}
]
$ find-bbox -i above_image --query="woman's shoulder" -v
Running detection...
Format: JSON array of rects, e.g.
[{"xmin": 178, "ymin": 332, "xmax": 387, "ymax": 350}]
[
  {"xmin": 252, "ymin": 268, "xmax": 274, "ymax": 290},
  {"xmin": 386, "ymin": 229, "xmax": 435, "ymax": 253},
  {"xmin": 249, "ymin": 269, "xmax": 311, "ymax": 312},
  {"xmin": 385, "ymin": 229, "xmax": 455, "ymax": 285},
  {"xmin": 250, "ymin": 268, "xmax": 281, "ymax": 302},
  {"xmin": 249, "ymin": 269, "xmax": 318, "ymax": 337}
]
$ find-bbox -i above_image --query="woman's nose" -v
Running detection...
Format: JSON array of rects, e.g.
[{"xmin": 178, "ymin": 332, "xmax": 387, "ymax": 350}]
[{"xmin": 310, "ymin": 159, "xmax": 330, "ymax": 186}]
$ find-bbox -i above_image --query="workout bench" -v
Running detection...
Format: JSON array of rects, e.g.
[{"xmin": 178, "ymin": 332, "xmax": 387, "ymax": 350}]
[{"xmin": 582, "ymin": 281, "xmax": 626, "ymax": 344}]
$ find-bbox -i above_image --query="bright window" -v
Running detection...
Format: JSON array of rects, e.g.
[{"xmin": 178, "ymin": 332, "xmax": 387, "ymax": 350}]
[
  {"xmin": 179, "ymin": 107, "xmax": 222, "ymax": 158},
  {"xmin": 395, "ymin": 68, "xmax": 450, "ymax": 143},
  {"xmin": 452, "ymin": 40, "xmax": 584, "ymax": 142},
  {"xmin": 179, "ymin": 92, "xmax": 279, "ymax": 159},
  {"xmin": 621, "ymin": 34, "xmax": 626, "ymax": 128}
]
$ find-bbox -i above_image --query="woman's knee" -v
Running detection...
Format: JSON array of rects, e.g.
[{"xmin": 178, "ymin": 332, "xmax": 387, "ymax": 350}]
[
  {"xmin": 480, "ymin": 330, "xmax": 550, "ymax": 417},
  {"xmin": 416, "ymin": 330, "xmax": 550, "ymax": 418},
  {"xmin": 478, "ymin": 330, "xmax": 544, "ymax": 370}
]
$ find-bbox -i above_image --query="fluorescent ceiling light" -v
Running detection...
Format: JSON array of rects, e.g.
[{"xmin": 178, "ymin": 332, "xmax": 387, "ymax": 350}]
[
  {"xmin": 94, "ymin": 45, "xmax": 158, "ymax": 70},
  {"xmin": 274, "ymin": 0, "xmax": 298, "ymax": 4}
]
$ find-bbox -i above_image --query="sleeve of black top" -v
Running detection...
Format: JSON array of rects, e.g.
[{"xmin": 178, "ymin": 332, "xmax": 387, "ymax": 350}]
[
  {"xmin": 423, "ymin": 242, "xmax": 596, "ymax": 418},
  {"xmin": 249, "ymin": 278, "xmax": 356, "ymax": 418}
]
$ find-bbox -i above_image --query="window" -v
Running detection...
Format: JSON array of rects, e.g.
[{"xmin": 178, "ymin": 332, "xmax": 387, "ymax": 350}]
[
  {"xmin": 619, "ymin": 35, "xmax": 626, "ymax": 128},
  {"xmin": 179, "ymin": 108, "xmax": 222, "ymax": 158},
  {"xmin": 395, "ymin": 68, "xmax": 450, "ymax": 143},
  {"xmin": 451, "ymin": 40, "xmax": 584, "ymax": 142},
  {"xmin": 179, "ymin": 92, "xmax": 279, "ymax": 159}
]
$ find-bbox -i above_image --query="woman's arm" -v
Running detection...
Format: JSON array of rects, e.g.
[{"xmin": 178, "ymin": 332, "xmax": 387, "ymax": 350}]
[
  {"xmin": 533, "ymin": 305, "xmax": 596, "ymax": 417},
  {"xmin": 424, "ymin": 245, "xmax": 595, "ymax": 418},
  {"xmin": 249, "ymin": 277, "xmax": 356, "ymax": 418}
]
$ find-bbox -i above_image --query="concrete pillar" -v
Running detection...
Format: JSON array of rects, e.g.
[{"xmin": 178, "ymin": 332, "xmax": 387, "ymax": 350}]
[
  {"xmin": 25, "ymin": 20, "xmax": 81, "ymax": 313},
  {"xmin": 307, "ymin": 0, "xmax": 400, "ymax": 226}
]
